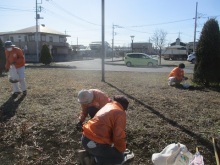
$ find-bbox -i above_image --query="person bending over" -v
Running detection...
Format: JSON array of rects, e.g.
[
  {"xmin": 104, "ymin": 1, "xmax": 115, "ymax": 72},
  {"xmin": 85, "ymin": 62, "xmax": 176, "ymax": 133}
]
[
  {"xmin": 81, "ymin": 95, "xmax": 134, "ymax": 164},
  {"xmin": 5, "ymin": 41, "xmax": 27, "ymax": 97},
  {"xmin": 76, "ymin": 89, "xmax": 111, "ymax": 130}
]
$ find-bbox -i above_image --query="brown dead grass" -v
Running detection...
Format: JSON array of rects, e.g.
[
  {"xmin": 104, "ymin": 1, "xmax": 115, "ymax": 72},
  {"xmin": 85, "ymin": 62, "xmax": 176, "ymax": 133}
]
[{"xmin": 0, "ymin": 68, "xmax": 220, "ymax": 165}]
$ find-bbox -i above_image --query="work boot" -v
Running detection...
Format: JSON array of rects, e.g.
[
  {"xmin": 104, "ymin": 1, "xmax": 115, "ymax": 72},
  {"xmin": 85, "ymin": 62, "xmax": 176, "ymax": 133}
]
[
  {"xmin": 76, "ymin": 150, "xmax": 88, "ymax": 165},
  {"xmin": 11, "ymin": 92, "xmax": 21, "ymax": 98},
  {"xmin": 76, "ymin": 149, "xmax": 96, "ymax": 165},
  {"xmin": 121, "ymin": 149, "xmax": 134, "ymax": 165},
  {"xmin": 22, "ymin": 90, "xmax": 27, "ymax": 96},
  {"xmin": 83, "ymin": 155, "xmax": 96, "ymax": 165}
]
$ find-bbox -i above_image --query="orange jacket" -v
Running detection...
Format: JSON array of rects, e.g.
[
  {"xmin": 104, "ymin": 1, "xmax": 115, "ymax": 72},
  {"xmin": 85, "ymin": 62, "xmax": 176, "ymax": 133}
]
[
  {"xmin": 168, "ymin": 67, "xmax": 184, "ymax": 81},
  {"xmin": 83, "ymin": 101, "xmax": 126, "ymax": 153},
  {"xmin": 79, "ymin": 89, "xmax": 111, "ymax": 122},
  {"xmin": 5, "ymin": 47, "xmax": 25, "ymax": 70}
]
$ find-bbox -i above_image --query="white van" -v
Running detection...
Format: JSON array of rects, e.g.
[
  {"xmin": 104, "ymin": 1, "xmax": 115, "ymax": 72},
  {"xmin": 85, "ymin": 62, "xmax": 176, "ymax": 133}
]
[{"xmin": 187, "ymin": 53, "xmax": 196, "ymax": 64}]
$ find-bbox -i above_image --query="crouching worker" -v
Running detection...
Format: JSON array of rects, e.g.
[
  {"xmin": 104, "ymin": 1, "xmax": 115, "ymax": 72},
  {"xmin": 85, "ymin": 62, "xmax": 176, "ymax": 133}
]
[
  {"xmin": 76, "ymin": 89, "xmax": 112, "ymax": 131},
  {"xmin": 168, "ymin": 63, "xmax": 188, "ymax": 86},
  {"xmin": 81, "ymin": 95, "xmax": 134, "ymax": 165}
]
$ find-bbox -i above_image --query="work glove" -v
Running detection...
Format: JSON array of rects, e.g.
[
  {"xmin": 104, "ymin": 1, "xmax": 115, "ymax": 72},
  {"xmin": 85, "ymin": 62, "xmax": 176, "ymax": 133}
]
[{"xmin": 76, "ymin": 121, "xmax": 83, "ymax": 132}]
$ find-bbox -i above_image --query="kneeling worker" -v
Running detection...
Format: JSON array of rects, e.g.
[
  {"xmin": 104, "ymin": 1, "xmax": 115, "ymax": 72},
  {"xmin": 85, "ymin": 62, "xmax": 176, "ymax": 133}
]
[
  {"xmin": 81, "ymin": 95, "xmax": 134, "ymax": 164},
  {"xmin": 168, "ymin": 63, "xmax": 188, "ymax": 86}
]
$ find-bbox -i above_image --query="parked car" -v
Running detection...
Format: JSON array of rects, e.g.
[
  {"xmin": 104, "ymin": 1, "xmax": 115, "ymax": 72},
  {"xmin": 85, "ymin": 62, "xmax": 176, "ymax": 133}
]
[
  {"xmin": 187, "ymin": 53, "xmax": 196, "ymax": 64},
  {"xmin": 124, "ymin": 53, "xmax": 158, "ymax": 67}
]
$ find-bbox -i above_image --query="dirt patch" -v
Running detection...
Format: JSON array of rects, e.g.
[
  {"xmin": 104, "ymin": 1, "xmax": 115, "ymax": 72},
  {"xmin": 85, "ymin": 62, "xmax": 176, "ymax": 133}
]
[{"xmin": 0, "ymin": 68, "xmax": 219, "ymax": 164}]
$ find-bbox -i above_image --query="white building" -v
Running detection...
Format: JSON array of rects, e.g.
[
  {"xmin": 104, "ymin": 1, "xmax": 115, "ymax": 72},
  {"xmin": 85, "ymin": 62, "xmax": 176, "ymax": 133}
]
[{"xmin": 0, "ymin": 25, "xmax": 71, "ymax": 62}]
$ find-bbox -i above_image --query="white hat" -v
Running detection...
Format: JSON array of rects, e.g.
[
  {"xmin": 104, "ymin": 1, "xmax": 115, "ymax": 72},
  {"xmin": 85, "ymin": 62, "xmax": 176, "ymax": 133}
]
[
  {"xmin": 5, "ymin": 41, "xmax": 15, "ymax": 48},
  {"xmin": 77, "ymin": 89, "xmax": 94, "ymax": 104}
]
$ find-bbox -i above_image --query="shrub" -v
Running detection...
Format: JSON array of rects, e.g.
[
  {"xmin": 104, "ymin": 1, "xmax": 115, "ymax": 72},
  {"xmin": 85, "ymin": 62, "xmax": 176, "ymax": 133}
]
[
  {"xmin": 40, "ymin": 44, "xmax": 53, "ymax": 65},
  {"xmin": 193, "ymin": 18, "xmax": 220, "ymax": 86}
]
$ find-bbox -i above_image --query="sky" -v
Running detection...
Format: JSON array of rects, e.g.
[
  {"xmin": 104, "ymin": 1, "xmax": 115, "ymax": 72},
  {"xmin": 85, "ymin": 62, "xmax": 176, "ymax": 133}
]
[{"xmin": 0, "ymin": 0, "xmax": 220, "ymax": 47}]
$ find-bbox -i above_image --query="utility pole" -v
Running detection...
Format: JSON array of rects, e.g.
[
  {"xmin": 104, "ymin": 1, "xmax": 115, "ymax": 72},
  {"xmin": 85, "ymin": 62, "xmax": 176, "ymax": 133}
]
[
  {"xmin": 77, "ymin": 37, "xmax": 78, "ymax": 51},
  {"xmin": 101, "ymin": 0, "xmax": 105, "ymax": 82},
  {"xmin": 112, "ymin": 24, "xmax": 122, "ymax": 61},
  {"xmin": 36, "ymin": 0, "xmax": 39, "ymax": 62},
  {"xmin": 36, "ymin": 0, "xmax": 43, "ymax": 62},
  {"xmin": 193, "ymin": 2, "xmax": 198, "ymax": 53},
  {"xmin": 112, "ymin": 24, "xmax": 114, "ymax": 61}
]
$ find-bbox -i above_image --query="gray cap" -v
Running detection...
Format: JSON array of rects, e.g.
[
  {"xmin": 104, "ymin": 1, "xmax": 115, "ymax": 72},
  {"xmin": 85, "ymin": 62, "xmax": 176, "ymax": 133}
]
[{"xmin": 77, "ymin": 89, "xmax": 94, "ymax": 104}]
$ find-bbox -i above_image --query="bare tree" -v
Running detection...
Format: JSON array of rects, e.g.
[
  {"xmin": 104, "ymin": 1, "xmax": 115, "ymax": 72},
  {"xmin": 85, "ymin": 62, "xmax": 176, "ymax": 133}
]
[{"xmin": 151, "ymin": 29, "xmax": 167, "ymax": 65}]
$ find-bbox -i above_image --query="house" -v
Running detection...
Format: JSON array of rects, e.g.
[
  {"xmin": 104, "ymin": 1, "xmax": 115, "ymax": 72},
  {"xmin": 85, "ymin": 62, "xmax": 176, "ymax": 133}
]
[
  {"xmin": 162, "ymin": 38, "xmax": 187, "ymax": 60},
  {"xmin": 0, "ymin": 25, "xmax": 71, "ymax": 62},
  {"xmin": 89, "ymin": 41, "xmax": 111, "ymax": 57},
  {"xmin": 132, "ymin": 42, "xmax": 153, "ymax": 54},
  {"xmin": 89, "ymin": 41, "xmax": 110, "ymax": 50},
  {"xmin": 186, "ymin": 41, "xmax": 198, "ymax": 54}
]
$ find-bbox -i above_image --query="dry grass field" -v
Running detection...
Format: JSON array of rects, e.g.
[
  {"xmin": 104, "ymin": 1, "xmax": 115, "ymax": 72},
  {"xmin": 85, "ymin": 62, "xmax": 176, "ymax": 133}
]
[{"xmin": 0, "ymin": 66, "xmax": 220, "ymax": 165}]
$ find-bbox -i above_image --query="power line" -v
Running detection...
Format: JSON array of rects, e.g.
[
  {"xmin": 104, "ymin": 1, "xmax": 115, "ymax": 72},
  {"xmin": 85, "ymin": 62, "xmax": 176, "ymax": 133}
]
[
  {"xmin": 45, "ymin": 1, "xmax": 100, "ymax": 26},
  {"xmin": 125, "ymin": 18, "xmax": 194, "ymax": 28},
  {"xmin": 0, "ymin": 6, "xmax": 33, "ymax": 12}
]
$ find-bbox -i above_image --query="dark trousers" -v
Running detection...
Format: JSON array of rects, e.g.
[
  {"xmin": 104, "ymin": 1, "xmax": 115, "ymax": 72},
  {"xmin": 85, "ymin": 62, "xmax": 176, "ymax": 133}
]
[
  {"xmin": 81, "ymin": 135, "xmax": 124, "ymax": 164},
  {"xmin": 88, "ymin": 106, "xmax": 99, "ymax": 118}
]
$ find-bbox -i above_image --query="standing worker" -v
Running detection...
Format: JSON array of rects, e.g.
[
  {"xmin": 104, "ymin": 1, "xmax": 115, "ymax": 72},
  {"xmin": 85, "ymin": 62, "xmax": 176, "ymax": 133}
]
[
  {"xmin": 5, "ymin": 41, "xmax": 27, "ymax": 97},
  {"xmin": 76, "ymin": 89, "xmax": 111, "ymax": 130}
]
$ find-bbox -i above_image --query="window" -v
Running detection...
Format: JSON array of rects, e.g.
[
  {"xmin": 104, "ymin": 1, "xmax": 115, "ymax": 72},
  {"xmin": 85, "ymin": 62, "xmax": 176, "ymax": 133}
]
[
  {"xmin": 49, "ymin": 36, "xmax": 53, "ymax": 42},
  {"xmin": 41, "ymin": 35, "xmax": 46, "ymax": 41},
  {"xmin": 24, "ymin": 36, "xmax": 28, "ymax": 42},
  {"xmin": 142, "ymin": 55, "xmax": 149, "ymax": 59},
  {"xmin": 18, "ymin": 35, "xmax": 21, "ymax": 42},
  {"xmin": 59, "ymin": 37, "xmax": 65, "ymax": 43},
  {"xmin": 29, "ymin": 35, "xmax": 35, "ymax": 41},
  {"xmin": 10, "ymin": 36, "xmax": 14, "ymax": 42},
  {"xmin": 128, "ymin": 54, "xmax": 138, "ymax": 58}
]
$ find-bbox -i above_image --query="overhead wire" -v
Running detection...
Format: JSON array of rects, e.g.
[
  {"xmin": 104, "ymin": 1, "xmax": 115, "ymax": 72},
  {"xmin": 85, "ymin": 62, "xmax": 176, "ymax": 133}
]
[
  {"xmin": 1, "ymin": 3, "xmax": 219, "ymax": 31},
  {"xmin": 46, "ymin": 0, "xmax": 101, "ymax": 26},
  {"xmin": 42, "ymin": 1, "xmax": 203, "ymax": 36},
  {"xmin": 0, "ymin": 6, "xmax": 33, "ymax": 12},
  {"xmin": 125, "ymin": 18, "xmax": 194, "ymax": 28},
  {"xmin": 2, "ymin": 2, "xmax": 219, "ymax": 45}
]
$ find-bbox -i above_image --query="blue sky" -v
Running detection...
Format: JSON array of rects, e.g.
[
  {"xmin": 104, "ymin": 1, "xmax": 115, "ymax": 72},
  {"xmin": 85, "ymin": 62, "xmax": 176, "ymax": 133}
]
[{"xmin": 0, "ymin": 0, "xmax": 219, "ymax": 47}]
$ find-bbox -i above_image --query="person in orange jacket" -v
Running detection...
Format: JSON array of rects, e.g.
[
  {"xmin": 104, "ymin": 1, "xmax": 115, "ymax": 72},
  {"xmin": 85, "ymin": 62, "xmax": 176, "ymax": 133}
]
[
  {"xmin": 168, "ymin": 63, "xmax": 188, "ymax": 86},
  {"xmin": 76, "ymin": 89, "xmax": 112, "ymax": 130},
  {"xmin": 5, "ymin": 41, "xmax": 27, "ymax": 97},
  {"xmin": 81, "ymin": 95, "xmax": 134, "ymax": 164}
]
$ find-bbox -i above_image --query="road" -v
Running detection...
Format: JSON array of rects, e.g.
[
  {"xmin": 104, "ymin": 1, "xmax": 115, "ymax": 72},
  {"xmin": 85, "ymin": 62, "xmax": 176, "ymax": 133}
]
[{"xmin": 57, "ymin": 58, "xmax": 194, "ymax": 73}]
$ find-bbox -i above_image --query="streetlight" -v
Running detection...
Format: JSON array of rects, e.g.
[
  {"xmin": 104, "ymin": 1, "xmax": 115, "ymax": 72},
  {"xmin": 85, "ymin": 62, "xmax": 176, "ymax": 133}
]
[{"xmin": 130, "ymin": 35, "xmax": 135, "ymax": 52}]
